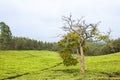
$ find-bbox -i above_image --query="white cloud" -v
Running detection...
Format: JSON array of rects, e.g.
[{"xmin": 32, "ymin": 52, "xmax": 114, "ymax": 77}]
[{"xmin": 0, "ymin": 0, "xmax": 120, "ymax": 42}]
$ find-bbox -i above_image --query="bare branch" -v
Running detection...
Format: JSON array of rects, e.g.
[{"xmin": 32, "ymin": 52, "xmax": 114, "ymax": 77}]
[{"xmin": 62, "ymin": 15, "xmax": 101, "ymax": 41}]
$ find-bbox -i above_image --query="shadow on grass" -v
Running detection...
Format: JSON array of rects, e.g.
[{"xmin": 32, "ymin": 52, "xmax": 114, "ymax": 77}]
[
  {"xmin": 101, "ymin": 72, "xmax": 120, "ymax": 78},
  {"xmin": 1, "ymin": 62, "xmax": 63, "ymax": 80},
  {"xmin": 52, "ymin": 69, "xmax": 81, "ymax": 75},
  {"xmin": 53, "ymin": 69, "xmax": 79, "ymax": 73},
  {"xmin": 1, "ymin": 73, "xmax": 30, "ymax": 80},
  {"xmin": 52, "ymin": 69, "xmax": 120, "ymax": 79}
]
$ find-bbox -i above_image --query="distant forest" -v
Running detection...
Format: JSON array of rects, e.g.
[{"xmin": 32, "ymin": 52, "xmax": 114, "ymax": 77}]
[
  {"xmin": 0, "ymin": 22, "xmax": 120, "ymax": 56},
  {"xmin": 10, "ymin": 37, "xmax": 59, "ymax": 51},
  {"xmin": 0, "ymin": 22, "xmax": 59, "ymax": 51}
]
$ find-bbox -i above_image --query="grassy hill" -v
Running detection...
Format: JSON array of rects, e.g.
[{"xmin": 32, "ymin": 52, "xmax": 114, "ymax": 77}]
[{"xmin": 0, "ymin": 50, "xmax": 120, "ymax": 80}]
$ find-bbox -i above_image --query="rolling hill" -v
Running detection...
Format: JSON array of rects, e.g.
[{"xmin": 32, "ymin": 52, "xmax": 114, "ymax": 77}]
[{"xmin": 0, "ymin": 50, "xmax": 120, "ymax": 80}]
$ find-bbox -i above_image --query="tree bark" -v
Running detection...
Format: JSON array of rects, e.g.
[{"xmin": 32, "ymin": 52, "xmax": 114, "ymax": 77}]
[{"xmin": 79, "ymin": 43, "xmax": 85, "ymax": 73}]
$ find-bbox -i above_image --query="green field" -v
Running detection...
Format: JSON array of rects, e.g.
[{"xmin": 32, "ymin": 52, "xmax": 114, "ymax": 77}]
[{"xmin": 0, "ymin": 50, "xmax": 120, "ymax": 80}]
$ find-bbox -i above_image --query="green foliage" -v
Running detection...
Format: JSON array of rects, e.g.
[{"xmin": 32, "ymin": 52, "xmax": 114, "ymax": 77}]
[
  {"xmin": 0, "ymin": 22, "xmax": 12, "ymax": 49},
  {"xmin": 98, "ymin": 35, "xmax": 109, "ymax": 41},
  {"xmin": 100, "ymin": 45, "xmax": 113, "ymax": 55},
  {"xmin": 0, "ymin": 36, "xmax": 59, "ymax": 50},
  {"xmin": 59, "ymin": 33, "xmax": 120, "ymax": 56},
  {"xmin": 84, "ymin": 37, "xmax": 120, "ymax": 55},
  {"xmin": 58, "ymin": 32, "xmax": 79, "ymax": 66},
  {"xmin": 112, "ymin": 38, "xmax": 120, "ymax": 52},
  {"xmin": 100, "ymin": 38, "xmax": 120, "ymax": 55},
  {"xmin": 84, "ymin": 41, "xmax": 103, "ymax": 56},
  {"xmin": 58, "ymin": 32, "xmax": 79, "ymax": 49},
  {"xmin": 59, "ymin": 50, "xmax": 78, "ymax": 66}
]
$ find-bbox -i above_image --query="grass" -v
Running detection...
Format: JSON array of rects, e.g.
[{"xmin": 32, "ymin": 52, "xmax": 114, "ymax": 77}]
[{"xmin": 0, "ymin": 50, "xmax": 120, "ymax": 80}]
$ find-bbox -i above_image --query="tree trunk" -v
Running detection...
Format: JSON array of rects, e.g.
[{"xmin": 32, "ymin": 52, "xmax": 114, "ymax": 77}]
[{"xmin": 79, "ymin": 44, "xmax": 85, "ymax": 73}]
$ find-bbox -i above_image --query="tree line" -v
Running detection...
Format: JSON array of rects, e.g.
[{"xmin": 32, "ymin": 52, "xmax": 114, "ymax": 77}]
[
  {"xmin": 0, "ymin": 21, "xmax": 120, "ymax": 55},
  {"xmin": 0, "ymin": 22, "xmax": 59, "ymax": 51},
  {"xmin": 10, "ymin": 37, "xmax": 59, "ymax": 50},
  {"xmin": 83, "ymin": 38, "xmax": 120, "ymax": 56}
]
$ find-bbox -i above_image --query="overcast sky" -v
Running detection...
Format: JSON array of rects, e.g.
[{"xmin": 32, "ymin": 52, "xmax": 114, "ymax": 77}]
[{"xmin": 0, "ymin": 0, "xmax": 120, "ymax": 42}]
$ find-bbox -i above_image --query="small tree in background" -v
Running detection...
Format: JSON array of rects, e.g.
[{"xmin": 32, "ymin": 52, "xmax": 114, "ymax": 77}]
[
  {"xmin": 0, "ymin": 22, "xmax": 12, "ymax": 49},
  {"xmin": 58, "ymin": 15, "xmax": 110, "ymax": 73},
  {"xmin": 112, "ymin": 38, "xmax": 120, "ymax": 52}
]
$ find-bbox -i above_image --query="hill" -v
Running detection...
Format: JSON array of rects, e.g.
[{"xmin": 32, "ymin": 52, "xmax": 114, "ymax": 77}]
[{"xmin": 0, "ymin": 50, "xmax": 120, "ymax": 80}]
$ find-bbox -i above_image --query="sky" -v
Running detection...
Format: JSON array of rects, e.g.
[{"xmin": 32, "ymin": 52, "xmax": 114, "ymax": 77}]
[{"xmin": 0, "ymin": 0, "xmax": 120, "ymax": 42}]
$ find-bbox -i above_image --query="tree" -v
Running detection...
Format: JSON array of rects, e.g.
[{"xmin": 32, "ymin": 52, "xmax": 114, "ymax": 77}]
[
  {"xmin": 111, "ymin": 38, "xmax": 120, "ymax": 53},
  {"xmin": 0, "ymin": 22, "xmax": 12, "ymax": 49},
  {"xmin": 59, "ymin": 15, "xmax": 102, "ymax": 73},
  {"xmin": 98, "ymin": 30, "xmax": 113, "ymax": 55},
  {"xmin": 84, "ymin": 41, "xmax": 103, "ymax": 56}
]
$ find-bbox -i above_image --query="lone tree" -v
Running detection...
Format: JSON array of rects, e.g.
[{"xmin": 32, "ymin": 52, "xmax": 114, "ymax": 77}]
[
  {"xmin": 0, "ymin": 22, "xmax": 12, "ymax": 49},
  {"xmin": 58, "ymin": 15, "xmax": 106, "ymax": 73}
]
